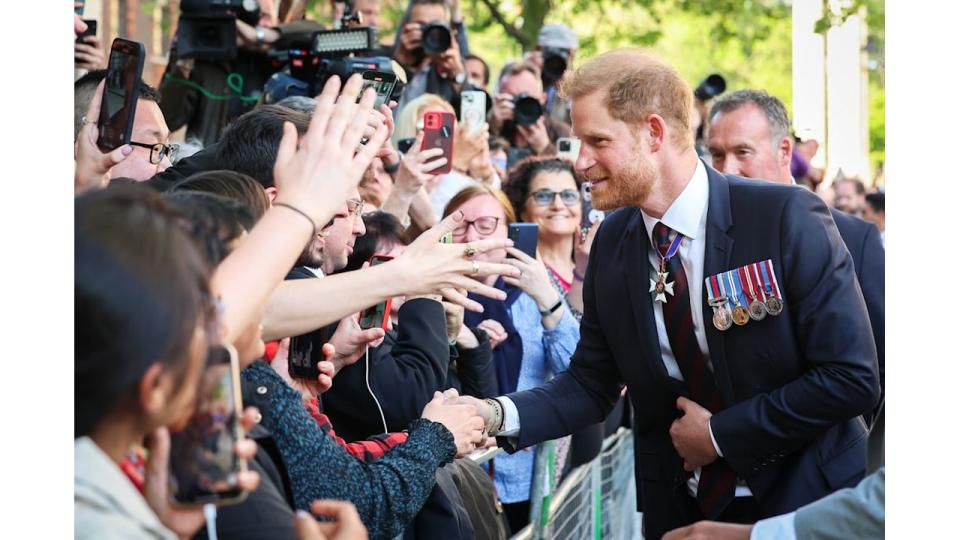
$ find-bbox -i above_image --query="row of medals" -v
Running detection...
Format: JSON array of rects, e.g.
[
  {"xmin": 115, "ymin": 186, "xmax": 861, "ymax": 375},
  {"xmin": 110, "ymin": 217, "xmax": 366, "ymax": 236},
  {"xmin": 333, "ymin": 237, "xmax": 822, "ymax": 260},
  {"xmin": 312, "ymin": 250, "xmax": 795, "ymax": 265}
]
[{"xmin": 709, "ymin": 291, "xmax": 782, "ymax": 331}]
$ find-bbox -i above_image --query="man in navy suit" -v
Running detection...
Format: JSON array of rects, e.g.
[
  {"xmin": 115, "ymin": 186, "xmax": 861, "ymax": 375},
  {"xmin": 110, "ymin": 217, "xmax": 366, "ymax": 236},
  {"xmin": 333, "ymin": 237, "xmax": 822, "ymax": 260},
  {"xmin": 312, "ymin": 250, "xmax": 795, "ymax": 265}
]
[
  {"xmin": 705, "ymin": 89, "xmax": 885, "ymax": 473},
  {"xmin": 454, "ymin": 49, "xmax": 880, "ymax": 539}
]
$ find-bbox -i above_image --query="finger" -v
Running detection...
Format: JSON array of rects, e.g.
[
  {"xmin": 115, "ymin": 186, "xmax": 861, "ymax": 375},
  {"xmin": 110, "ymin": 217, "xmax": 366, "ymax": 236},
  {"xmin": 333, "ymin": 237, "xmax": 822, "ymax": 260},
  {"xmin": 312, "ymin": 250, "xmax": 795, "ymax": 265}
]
[
  {"xmin": 359, "ymin": 328, "xmax": 386, "ymax": 343},
  {"xmin": 502, "ymin": 276, "xmax": 520, "ymax": 288},
  {"xmin": 310, "ymin": 500, "xmax": 362, "ymax": 523},
  {"xmin": 100, "ymin": 144, "xmax": 134, "ymax": 170},
  {"xmin": 409, "ymin": 129, "xmax": 426, "ymax": 156},
  {"xmin": 305, "ymin": 75, "xmax": 342, "ymax": 151},
  {"xmin": 422, "ymin": 157, "xmax": 448, "ymax": 173},
  {"xmin": 504, "ymin": 247, "xmax": 537, "ymax": 264},
  {"xmin": 234, "ymin": 439, "xmax": 258, "ymax": 460},
  {"xmin": 454, "ymin": 277, "xmax": 509, "ymax": 301},
  {"xmin": 352, "ymin": 124, "xmax": 389, "ymax": 172},
  {"xmin": 442, "ymin": 287, "xmax": 484, "ymax": 313},
  {"xmin": 442, "ymin": 388, "xmax": 460, "ymax": 400},
  {"xmin": 84, "ymin": 80, "xmax": 106, "ymax": 127},
  {"xmin": 676, "ymin": 396, "xmax": 691, "ymax": 411},
  {"xmin": 416, "ymin": 147, "xmax": 445, "ymax": 162},
  {"xmin": 321, "ymin": 343, "xmax": 336, "ymax": 361},
  {"xmin": 293, "ymin": 510, "xmax": 324, "ymax": 540},
  {"xmin": 466, "ymin": 260, "xmax": 522, "ymax": 280},
  {"xmin": 316, "ymin": 361, "xmax": 335, "ymax": 377},
  {"xmin": 466, "ymin": 236, "xmax": 515, "ymax": 255},
  {"xmin": 422, "ymin": 210, "xmax": 466, "ymax": 244},
  {"xmin": 317, "ymin": 374, "xmax": 333, "ymax": 392},
  {"xmin": 240, "ymin": 407, "xmax": 260, "ymax": 432},
  {"xmin": 326, "ymin": 73, "xmax": 364, "ymax": 144},
  {"xmin": 275, "ymin": 121, "xmax": 299, "ymax": 171}
]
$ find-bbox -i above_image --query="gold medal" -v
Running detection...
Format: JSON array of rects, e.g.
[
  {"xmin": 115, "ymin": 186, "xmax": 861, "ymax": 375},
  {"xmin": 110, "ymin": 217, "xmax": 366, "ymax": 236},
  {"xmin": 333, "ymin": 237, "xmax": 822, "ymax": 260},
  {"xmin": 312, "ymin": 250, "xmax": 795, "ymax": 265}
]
[{"xmin": 732, "ymin": 306, "xmax": 750, "ymax": 326}]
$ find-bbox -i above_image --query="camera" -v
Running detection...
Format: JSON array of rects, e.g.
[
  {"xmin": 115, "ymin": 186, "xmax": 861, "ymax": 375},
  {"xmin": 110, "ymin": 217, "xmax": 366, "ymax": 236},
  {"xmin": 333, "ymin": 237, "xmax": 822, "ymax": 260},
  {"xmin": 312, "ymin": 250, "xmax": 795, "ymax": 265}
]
[
  {"xmin": 176, "ymin": 0, "xmax": 262, "ymax": 61},
  {"xmin": 513, "ymin": 92, "xmax": 543, "ymax": 125},
  {"xmin": 541, "ymin": 47, "xmax": 569, "ymax": 85},
  {"xmin": 420, "ymin": 21, "xmax": 452, "ymax": 55},
  {"xmin": 694, "ymin": 73, "xmax": 726, "ymax": 101}
]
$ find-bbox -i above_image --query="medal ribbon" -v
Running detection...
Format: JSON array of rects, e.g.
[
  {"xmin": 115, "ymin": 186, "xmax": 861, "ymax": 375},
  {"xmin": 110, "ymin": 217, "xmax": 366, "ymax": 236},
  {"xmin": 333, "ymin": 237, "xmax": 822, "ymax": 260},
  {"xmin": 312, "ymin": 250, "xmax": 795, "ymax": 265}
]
[
  {"xmin": 656, "ymin": 232, "xmax": 684, "ymax": 271},
  {"xmin": 725, "ymin": 271, "xmax": 743, "ymax": 307},
  {"xmin": 738, "ymin": 266, "xmax": 756, "ymax": 304},
  {"xmin": 706, "ymin": 274, "xmax": 722, "ymax": 303},
  {"xmin": 749, "ymin": 263, "xmax": 767, "ymax": 303},
  {"xmin": 760, "ymin": 259, "xmax": 782, "ymax": 299},
  {"xmin": 716, "ymin": 272, "xmax": 728, "ymax": 303}
]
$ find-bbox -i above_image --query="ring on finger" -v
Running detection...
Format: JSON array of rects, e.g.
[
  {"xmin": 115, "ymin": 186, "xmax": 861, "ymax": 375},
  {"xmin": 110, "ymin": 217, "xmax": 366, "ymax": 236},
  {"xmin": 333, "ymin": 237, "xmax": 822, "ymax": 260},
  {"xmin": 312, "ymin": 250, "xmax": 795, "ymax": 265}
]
[
  {"xmin": 463, "ymin": 244, "xmax": 477, "ymax": 258},
  {"xmin": 470, "ymin": 261, "xmax": 480, "ymax": 276}
]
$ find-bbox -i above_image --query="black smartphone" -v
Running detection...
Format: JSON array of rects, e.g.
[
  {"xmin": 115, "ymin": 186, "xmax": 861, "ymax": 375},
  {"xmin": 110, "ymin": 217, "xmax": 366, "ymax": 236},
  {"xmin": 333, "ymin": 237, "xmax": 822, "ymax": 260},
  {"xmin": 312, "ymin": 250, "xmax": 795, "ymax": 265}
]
[
  {"xmin": 76, "ymin": 19, "xmax": 97, "ymax": 43},
  {"xmin": 508, "ymin": 223, "xmax": 538, "ymax": 259},
  {"xmin": 169, "ymin": 344, "xmax": 247, "ymax": 507},
  {"xmin": 288, "ymin": 324, "xmax": 336, "ymax": 380},
  {"xmin": 359, "ymin": 255, "xmax": 394, "ymax": 330},
  {"xmin": 580, "ymin": 182, "xmax": 605, "ymax": 237},
  {"xmin": 397, "ymin": 137, "xmax": 416, "ymax": 155},
  {"xmin": 360, "ymin": 70, "xmax": 398, "ymax": 109},
  {"xmin": 98, "ymin": 38, "xmax": 145, "ymax": 152}
]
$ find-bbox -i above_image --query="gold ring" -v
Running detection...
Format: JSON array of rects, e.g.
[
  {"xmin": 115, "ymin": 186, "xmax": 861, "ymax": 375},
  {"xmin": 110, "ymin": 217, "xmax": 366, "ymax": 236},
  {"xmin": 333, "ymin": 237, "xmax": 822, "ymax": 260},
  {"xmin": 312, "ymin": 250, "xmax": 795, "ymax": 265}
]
[
  {"xmin": 471, "ymin": 261, "xmax": 480, "ymax": 276},
  {"xmin": 463, "ymin": 244, "xmax": 477, "ymax": 258}
]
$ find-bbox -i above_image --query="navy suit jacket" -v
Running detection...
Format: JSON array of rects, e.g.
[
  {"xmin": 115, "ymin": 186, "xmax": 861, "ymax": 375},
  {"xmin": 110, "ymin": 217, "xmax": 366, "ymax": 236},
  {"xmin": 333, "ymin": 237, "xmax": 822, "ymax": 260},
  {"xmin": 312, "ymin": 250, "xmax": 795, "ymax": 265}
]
[{"xmin": 501, "ymin": 164, "xmax": 881, "ymax": 539}]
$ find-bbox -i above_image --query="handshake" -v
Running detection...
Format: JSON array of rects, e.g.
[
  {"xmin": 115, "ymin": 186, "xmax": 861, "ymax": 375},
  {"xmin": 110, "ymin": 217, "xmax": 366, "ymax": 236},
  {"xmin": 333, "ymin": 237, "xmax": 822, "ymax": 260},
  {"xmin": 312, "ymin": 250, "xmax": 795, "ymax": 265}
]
[{"xmin": 419, "ymin": 389, "xmax": 504, "ymax": 457}]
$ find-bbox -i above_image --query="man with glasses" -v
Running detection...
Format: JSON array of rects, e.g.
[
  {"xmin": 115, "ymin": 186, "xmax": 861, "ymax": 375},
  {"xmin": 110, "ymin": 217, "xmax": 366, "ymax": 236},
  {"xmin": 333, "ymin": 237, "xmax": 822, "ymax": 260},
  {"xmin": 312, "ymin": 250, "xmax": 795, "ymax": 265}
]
[{"xmin": 74, "ymin": 69, "xmax": 177, "ymax": 182}]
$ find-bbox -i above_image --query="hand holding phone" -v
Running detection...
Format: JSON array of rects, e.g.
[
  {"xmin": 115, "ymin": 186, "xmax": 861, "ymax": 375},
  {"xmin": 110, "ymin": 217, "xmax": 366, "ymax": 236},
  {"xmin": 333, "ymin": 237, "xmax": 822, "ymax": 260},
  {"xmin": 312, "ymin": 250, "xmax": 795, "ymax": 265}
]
[
  {"xmin": 459, "ymin": 90, "xmax": 487, "ymax": 133},
  {"xmin": 421, "ymin": 111, "xmax": 455, "ymax": 175},
  {"xmin": 359, "ymin": 255, "xmax": 395, "ymax": 330},
  {"xmin": 508, "ymin": 223, "xmax": 538, "ymax": 259},
  {"xmin": 360, "ymin": 70, "xmax": 398, "ymax": 110},
  {"xmin": 168, "ymin": 345, "xmax": 249, "ymax": 507}
]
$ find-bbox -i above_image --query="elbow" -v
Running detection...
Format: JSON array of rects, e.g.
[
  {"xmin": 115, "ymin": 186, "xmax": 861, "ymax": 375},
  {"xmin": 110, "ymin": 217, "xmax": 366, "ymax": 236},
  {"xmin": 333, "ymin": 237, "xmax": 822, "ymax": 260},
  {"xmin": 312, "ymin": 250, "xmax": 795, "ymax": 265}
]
[{"xmin": 844, "ymin": 364, "xmax": 881, "ymax": 418}]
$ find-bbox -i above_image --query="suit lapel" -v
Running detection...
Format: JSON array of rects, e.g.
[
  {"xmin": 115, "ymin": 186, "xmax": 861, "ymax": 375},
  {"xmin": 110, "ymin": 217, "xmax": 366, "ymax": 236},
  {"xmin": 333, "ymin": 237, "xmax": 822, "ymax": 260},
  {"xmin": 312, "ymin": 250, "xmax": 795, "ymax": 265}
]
[
  {"xmin": 622, "ymin": 209, "xmax": 672, "ymax": 383},
  {"xmin": 701, "ymin": 164, "xmax": 736, "ymax": 404}
]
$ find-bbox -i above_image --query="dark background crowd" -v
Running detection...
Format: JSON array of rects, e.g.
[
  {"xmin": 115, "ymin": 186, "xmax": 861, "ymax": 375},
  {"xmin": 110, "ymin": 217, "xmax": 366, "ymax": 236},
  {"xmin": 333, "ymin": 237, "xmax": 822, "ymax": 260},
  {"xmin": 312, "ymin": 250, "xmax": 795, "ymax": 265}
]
[{"xmin": 70, "ymin": 1, "xmax": 887, "ymax": 539}]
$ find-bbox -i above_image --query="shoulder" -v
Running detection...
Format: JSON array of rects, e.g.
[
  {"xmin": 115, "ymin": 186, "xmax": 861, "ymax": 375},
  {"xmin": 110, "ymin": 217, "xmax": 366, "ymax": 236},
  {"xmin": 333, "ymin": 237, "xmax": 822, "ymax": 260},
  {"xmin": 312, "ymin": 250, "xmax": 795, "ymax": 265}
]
[{"xmin": 830, "ymin": 208, "xmax": 877, "ymax": 244}]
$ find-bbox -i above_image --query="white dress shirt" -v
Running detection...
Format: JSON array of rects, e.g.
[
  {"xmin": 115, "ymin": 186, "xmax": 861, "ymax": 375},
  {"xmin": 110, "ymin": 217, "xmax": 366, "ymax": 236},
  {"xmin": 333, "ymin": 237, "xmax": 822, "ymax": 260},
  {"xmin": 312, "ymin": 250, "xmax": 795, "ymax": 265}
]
[{"xmin": 500, "ymin": 160, "xmax": 752, "ymax": 498}]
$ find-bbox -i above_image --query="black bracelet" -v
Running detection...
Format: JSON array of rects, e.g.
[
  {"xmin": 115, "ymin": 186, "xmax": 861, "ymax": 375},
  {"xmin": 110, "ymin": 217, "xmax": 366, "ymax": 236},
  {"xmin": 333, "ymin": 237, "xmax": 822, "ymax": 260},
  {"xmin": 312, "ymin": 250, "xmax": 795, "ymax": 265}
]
[
  {"xmin": 539, "ymin": 297, "xmax": 563, "ymax": 316},
  {"xmin": 274, "ymin": 202, "xmax": 316, "ymax": 238}
]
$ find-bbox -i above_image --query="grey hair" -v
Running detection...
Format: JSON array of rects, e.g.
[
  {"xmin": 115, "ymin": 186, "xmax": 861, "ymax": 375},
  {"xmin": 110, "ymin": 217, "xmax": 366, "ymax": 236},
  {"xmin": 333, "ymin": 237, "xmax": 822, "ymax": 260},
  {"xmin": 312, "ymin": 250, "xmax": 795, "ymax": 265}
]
[
  {"xmin": 275, "ymin": 95, "xmax": 317, "ymax": 114},
  {"xmin": 709, "ymin": 89, "xmax": 791, "ymax": 145}
]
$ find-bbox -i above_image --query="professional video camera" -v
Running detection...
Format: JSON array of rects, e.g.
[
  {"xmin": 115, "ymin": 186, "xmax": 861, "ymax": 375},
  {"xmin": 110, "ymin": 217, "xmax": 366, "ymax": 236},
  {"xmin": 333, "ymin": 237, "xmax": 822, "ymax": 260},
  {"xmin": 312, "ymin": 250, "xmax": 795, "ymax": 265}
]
[
  {"xmin": 263, "ymin": 9, "xmax": 406, "ymax": 104},
  {"xmin": 176, "ymin": 0, "xmax": 261, "ymax": 61}
]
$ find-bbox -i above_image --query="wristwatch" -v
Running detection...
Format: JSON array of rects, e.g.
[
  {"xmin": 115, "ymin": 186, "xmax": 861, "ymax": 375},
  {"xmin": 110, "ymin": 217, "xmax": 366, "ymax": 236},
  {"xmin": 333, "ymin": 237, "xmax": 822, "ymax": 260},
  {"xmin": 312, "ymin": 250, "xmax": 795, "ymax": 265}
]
[{"xmin": 255, "ymin": 26, "xmax": 266, "ymax": 43}]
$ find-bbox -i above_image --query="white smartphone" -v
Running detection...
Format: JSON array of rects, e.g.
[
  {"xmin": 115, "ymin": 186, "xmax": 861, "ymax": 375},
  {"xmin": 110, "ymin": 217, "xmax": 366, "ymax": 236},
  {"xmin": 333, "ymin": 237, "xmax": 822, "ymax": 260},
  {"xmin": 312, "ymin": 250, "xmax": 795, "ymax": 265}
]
[
  {"xmin": 557, "ymin": 137, "xmax": 581, "ymax": 163},
  {"xmin": 459, "ymin": 90, "xmax": 487, "ymax": 132}
]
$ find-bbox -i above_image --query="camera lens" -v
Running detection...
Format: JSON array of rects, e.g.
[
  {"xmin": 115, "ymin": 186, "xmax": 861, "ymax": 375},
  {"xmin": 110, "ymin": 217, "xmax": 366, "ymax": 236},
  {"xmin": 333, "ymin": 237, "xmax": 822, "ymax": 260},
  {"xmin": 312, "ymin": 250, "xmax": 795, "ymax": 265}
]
[
  {"xmin": 694, "ymin": 73, "xmax": 727, "ymax": 101},
  {"xmin": 541, "ymin": 48, "xmax": 568, "ymax": 83},
  {"xmin": 514, "ymin": 93, "xmax": 543, "ymax": 125},
  {"xmin": 421, "ymin": 23, "xmax": 452, "ymax": 55},
  {"xmin": 558, "ymin": 140, "xmax": 571, "ymax": 152}
]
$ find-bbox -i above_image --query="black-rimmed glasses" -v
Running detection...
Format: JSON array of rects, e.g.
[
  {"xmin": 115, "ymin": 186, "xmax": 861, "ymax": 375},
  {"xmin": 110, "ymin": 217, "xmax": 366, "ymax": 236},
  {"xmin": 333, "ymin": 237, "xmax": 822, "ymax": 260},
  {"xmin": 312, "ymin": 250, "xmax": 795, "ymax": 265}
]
[{"xmin": 129, "ymin": 141, "xmax": 180, "ymax": 165}]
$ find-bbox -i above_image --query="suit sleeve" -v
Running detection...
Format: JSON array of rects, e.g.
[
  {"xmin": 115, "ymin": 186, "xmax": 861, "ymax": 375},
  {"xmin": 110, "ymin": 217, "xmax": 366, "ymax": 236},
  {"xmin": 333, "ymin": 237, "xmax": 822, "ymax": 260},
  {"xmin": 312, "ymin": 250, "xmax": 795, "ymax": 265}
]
[
  {"xmin": 710, "ymin": 189, "xmax": 881, "ymax": 475},
  {"xmin": 857, "ymin": 224, "xmax": 885, "ymax": 424},
  {"xmin": 793, "ymin": 468, "xmax": 884, "ymax": 539},
  {"xmin": 501, "ymin": 219, "xmax": 625, "ymax": 451}
]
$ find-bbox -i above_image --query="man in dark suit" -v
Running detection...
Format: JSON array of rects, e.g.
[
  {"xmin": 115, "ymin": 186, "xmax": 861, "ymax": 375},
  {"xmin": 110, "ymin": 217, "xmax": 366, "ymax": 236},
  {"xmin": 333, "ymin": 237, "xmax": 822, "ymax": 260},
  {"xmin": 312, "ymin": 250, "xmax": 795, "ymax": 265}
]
[
  {"xmin": 456, "ymin": 49, "xmax": 880, "ymax": 539},
  {"xmin": 706, "ymin": 90, "xmax": 885, "ymax": 473}
]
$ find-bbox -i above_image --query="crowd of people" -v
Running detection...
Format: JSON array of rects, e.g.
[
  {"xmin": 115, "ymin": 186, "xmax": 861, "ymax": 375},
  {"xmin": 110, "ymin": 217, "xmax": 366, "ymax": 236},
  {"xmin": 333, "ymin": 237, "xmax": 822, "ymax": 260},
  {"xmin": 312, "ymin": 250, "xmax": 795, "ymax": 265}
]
[{"xmin": 74, "ymin": 1, "xmax": 885, "ymax": 539}]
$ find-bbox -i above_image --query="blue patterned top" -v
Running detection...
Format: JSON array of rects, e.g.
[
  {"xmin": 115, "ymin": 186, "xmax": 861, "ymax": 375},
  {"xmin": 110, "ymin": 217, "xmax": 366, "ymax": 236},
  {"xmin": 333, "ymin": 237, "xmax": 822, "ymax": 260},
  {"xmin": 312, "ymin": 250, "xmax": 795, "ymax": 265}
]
[{"xmin": 489, "ymin": 292, "xmax": 580, "ymax": 503}]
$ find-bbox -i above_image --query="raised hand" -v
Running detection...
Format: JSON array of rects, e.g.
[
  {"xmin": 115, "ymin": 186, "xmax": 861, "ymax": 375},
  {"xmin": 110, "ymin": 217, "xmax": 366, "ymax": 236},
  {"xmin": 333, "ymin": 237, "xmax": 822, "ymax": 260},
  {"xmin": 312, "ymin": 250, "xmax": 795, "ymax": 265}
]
[
  {"xmin": 395, "ymin": 129, "xmax": 447, "ymax": 193},
  {"xmin": 74, "ymin": 80, "xmax": 133, "ymax": 194},
  {"xmin": 421, "ymin": 390, "xmax": 486, "ymax": 457},
  {"xmin": 272, "ymin": 339, "xmax": 339, "ymax": 399},
  {"xmin": 501, "ymin": 247, "xmax": 561, "ymax": 312},
  {"xmin": 327, "ymin": 314, "xmax": 387, "ymax": 372},
  {"xmin": 273, "ymin": 74, "xmax": 388, "ymax": 226},
  {"xmin": 476, "ymin": 319, "xmax": 508, "ymax": 349}
]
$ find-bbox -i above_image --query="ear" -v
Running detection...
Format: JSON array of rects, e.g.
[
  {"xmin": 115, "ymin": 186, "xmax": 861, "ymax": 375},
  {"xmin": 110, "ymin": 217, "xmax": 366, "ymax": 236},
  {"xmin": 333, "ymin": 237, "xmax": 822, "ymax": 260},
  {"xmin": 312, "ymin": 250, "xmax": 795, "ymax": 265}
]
[
  {"xmin": 645, "ymin": 114, "xmax": 668, "ymax": 153},
  {"xmin": 265, "ymin": 187, "xmax": 279, "ymax": 202},
  {"xmin": 779, "ymin": 136, "xmax": 794, "ymax": 167},
  {"xmin": 138, "ymin": 363, "xmax": 170, "ymax": 416}
]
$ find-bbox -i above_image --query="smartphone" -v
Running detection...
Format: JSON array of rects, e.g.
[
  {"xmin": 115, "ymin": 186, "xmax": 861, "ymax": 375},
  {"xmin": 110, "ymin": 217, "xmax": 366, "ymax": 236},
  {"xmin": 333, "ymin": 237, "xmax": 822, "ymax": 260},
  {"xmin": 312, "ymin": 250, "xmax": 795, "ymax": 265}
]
[
  {"xmin": 508, "ymin": 223, "xmax": 538, "ymax": 259},
  {"xmin": 459, "ymin": 90, "xmax": 486, "ymax": 132},
  {"xmin": 580, "ymin": 182, "xmax": 605, "ymax": 236},
  {"xmin": 288, "ymin": 322, "xmax": 337, "ymax": 380},
  {"xmin": 557, "ymin": 137, "xmax": 581, "ymax": 163},
  {"xmin": 98, "ymin": 38, "xmax": 146, "ymax": 152},
  {"xmin": 397, "ymin": 137, "xmax": 416, "ymax": 155},
  {"xmin": 76, "ymin": 19, "xmax": 97, "ymax": 43},
  {"xmin": 169, "ymin": 344, "xmax": 247, "ymax": 507},
  {"xmin": 360, "ymin": 70, "xmax": 397, "ymax": 109},
  {"xmin": 359, "ymin": 255, "xmax": 395, "ymax": 330},
  {"xmin": 421, "ymin": 111, "xmax": 456, "ymax": 175}
]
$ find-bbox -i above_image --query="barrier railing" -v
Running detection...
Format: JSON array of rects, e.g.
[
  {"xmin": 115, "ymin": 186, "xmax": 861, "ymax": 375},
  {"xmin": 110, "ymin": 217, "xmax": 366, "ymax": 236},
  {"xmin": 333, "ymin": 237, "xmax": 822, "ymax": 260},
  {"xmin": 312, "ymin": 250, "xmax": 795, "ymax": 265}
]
[{"xmin": 513, "ymin": 429, "xmax": 641, "ymax": 540}]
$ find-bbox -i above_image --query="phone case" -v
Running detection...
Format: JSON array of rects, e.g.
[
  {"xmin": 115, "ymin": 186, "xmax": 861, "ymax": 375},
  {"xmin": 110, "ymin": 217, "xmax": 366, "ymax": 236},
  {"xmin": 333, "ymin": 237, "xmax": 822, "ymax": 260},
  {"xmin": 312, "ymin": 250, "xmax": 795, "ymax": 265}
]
[
  {"xmin": 508, "ymin": 223, "xmax": 539, "ymax": 259},
  {"xmin": 98, "ymin": 38, "xmax": 145, "ymax": 151},
  {"xmin": 421, "ymin": 111, "xmax": 455, "ymax": 175},
  {"xmin": 361, "ymin": 71, "xmax": 397, "ymax": 108},
  {"xmin": 459, "ymin": 91, "xmax": 486, "ymax": 132},
  {"xmin": 358, "ymin": 255, "xmax": 395, "ymax": 330}
]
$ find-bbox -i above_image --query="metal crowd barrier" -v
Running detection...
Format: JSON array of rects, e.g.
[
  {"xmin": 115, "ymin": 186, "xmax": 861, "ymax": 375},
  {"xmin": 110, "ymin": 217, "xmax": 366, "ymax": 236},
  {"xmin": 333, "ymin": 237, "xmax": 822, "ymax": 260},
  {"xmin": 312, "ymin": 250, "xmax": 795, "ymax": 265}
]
[{"xmin": 514, "ymin": 428, "xmax": 642, "ymax": 540}]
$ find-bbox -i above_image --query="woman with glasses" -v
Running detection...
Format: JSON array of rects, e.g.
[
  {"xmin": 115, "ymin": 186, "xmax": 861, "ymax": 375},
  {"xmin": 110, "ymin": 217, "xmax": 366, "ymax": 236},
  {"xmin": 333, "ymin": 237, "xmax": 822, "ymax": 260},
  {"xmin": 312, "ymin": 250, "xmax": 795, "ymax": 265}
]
[{"xmin": 441, "ymin": 184, "xmax": 580, "ymax": 534}]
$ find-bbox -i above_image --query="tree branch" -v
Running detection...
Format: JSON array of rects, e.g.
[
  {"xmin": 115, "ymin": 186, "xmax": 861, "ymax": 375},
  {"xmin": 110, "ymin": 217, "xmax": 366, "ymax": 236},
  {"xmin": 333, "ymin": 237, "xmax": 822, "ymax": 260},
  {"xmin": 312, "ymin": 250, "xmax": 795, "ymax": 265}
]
[{"xmin": 478, "ymin": 0, "xmax": 531, "ymax": 49}]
